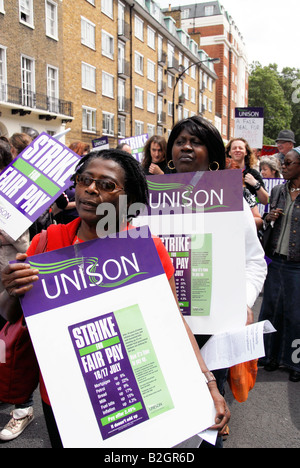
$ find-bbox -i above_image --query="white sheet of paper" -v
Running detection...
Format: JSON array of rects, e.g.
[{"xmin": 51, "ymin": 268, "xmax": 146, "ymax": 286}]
[
  {"xmin": 198, "ymin": 428, "xmax": 218, "ymax": 446},
  {"xmin": 200, "ymin": 321, "xmax": 276, "ymax": 371}
]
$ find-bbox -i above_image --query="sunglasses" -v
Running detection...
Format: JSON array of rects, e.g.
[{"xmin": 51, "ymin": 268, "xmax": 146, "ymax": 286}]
[
  {"xmin": 76, "ymin": 174, "xmax": 124, "ymax": 193},
  {"xmin": 282, "ymin": 160, "xmax": 300, "ymax": 167}
]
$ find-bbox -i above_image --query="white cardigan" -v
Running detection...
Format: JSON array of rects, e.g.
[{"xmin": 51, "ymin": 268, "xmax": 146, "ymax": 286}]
[{"xmin": 243, "ymin": 199, "xmax": 267, "ymax": 308}]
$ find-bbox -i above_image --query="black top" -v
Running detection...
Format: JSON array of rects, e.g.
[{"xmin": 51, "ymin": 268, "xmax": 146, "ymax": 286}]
[{"xmin": 243, "ymin": 167, "xmax": 266, "ymax": 196}]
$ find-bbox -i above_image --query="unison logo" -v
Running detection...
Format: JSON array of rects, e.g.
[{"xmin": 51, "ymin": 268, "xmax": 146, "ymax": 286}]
[
  {"xmin": 28, "ymin": 254, "xmax": 147, "ymax": 300},
  {"xmin": 147, "ymin": 180, "xmax": 227, "ymax": 212}
]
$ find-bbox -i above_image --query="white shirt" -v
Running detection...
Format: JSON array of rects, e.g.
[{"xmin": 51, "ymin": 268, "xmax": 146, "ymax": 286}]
[{"xmin": 243, "ymin": 199, "xmax": 267, "ymax": 308}]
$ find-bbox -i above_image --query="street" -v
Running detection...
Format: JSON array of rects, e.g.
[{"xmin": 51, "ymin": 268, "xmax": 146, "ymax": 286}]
[{"xmin": 0, "ymin": 296, "xmax": 299, "ymax": 449}]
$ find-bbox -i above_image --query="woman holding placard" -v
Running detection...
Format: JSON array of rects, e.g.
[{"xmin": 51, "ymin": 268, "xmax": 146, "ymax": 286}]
[
  {"xmin": 0, "ymin": 148, "xmax": 230, "ymax": 447},
  {"xmin": 166, "ymin": 116, "xmax": 267, "ymax": 447},
  {"xmin": 225, "ymin": 137, "xmax": 269, "ymax": 205}
]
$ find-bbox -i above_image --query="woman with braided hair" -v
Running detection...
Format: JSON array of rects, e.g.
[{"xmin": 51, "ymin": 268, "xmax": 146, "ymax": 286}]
[{"xmin": 0, "ymin": 148, "xmax": 230, "ymax": 447}]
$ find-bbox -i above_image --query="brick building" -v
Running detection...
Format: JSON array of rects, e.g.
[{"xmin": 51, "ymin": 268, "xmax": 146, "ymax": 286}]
[
  {"xmin": 165, "ymin": 1, "xmax": 249, "ymax": 142},
  {"xmin": 0, "ymin": 0, "xmax": 73, "ymax": 140},
  {"xmin": 62, "ymin": 0, "xmax": 219, "ymax": 147},
  {"xmin": 0, "ymin": 0, "xmax": 219, "ymax": 147}
]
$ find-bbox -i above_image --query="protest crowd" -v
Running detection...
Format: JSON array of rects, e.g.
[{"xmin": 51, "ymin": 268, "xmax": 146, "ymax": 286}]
[{"xmin": 0, "ymin": 119, "xmax": 299, "ymax": 448}]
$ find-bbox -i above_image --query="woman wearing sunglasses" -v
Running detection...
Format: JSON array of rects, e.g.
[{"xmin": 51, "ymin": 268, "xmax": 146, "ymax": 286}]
[
  {"xmin": 259, "ymin": 146, "xmax": 300, "ymax": 383},
  {"xmin": 0, "ymin": 148, "xmax": 229, "ymax": 447}
]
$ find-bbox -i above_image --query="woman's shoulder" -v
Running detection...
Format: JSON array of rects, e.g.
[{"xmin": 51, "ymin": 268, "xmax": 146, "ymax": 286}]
[{"xmin": 27, "ymin": 218, "xmax": 81, "ymax": 256}]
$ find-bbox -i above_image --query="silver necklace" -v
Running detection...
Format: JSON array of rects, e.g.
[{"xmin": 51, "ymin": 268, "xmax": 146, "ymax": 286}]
[{"xmin": 290, "ymin": 187, "xmax": 300, "ymax": 193}]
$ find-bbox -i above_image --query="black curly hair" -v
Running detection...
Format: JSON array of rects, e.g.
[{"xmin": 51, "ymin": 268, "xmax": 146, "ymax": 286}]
[
  {"xmin": 71, "ymin": 148, "xmax": 149, "ymax": 209},
  {"xmin": 0, "ymin": 140, "xmax": 13, "ymax": 170},
  {"xmin": 166, "ymin": 116, "xmax": 226, "ymax": 171}
]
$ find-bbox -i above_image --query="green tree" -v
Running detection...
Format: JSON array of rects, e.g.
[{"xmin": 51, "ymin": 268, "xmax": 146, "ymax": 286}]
[
  {"xmin": 248, "ymin": 63, "xmax": 293, "ymax": 144},
  {"xmin": 279, "ymin": 67, "xmax": 300, "ymax": 145}
]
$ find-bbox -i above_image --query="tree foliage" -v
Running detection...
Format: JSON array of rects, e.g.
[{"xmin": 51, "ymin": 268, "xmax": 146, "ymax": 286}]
[{"xmin": 248, "ymin": 62, "xmax": 300, "ymax": 145}]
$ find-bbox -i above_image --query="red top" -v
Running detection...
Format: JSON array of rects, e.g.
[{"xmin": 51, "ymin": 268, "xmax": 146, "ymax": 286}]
[{"xmin": 26, "ymin": 218, "xmax": 174, "ymax": 405}]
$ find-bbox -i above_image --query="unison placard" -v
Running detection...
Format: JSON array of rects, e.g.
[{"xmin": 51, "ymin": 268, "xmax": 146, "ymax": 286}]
[
  {"xmin": 0, "ymin": 133, "xmax": 81, "ymax": 240},
  {"xmin": 20, "ymin": 230, "xmax": 215, "ymax": 448}
]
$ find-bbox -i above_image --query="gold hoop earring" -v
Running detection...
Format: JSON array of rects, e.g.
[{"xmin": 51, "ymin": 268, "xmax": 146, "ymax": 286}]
[
  {"xmin": 167, "ymin": 160, "xmax": 176, "ymax": 171},
  {"xmin": 209, "ymin": 161, "xmax": 220, "ymax": 171}
]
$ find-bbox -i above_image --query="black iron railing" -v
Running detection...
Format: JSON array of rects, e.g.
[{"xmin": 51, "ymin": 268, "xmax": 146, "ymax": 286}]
[{"xmin": 0, "ymin": 84, "xmax": 73, "ymax": 117}]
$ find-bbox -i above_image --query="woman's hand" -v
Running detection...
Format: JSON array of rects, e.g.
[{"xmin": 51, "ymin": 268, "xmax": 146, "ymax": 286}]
[
  {"xmin": 244, "ymin": 173, "xmax": 257, "ymax": 187},
  {"xmin": 265, "ymin": 208, "xmax": 284, "ymax": 223},
  {"xmin": 149, "ymin": 163, "xmax": 164, "ymax": 175},
  {"xmin": 207, "ymin": 381, "xmax": 231, "ymax": 435},
  {"xmin": 246, "ymin": 306, "xmax": 254, "ymax": 325},
  {"xmin": 1, "ymin": 253, "xmax": 39, "ymax": 298}
]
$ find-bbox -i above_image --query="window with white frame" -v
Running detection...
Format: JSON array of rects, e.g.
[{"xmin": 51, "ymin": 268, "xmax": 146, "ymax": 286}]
[
  {"xmin": 134, "ymin": 86, "xmax": 143, "ymax": 108},
  {"xmin": 19, "ymin": 0, "xmax": 34, "ymax": 27},
  {"xmin": 0, "ymin": 0, "xmax": 4, "ymax": 12},
  {"xmin": 157, "ymin": 35, "xmax": 163, "ymax": 62},
  {"xmin": 190, "ymin": 64, "xmax": 196, "ymax": 80},
  {"xmin": 223, "ymin": 84, "xmax": 227, "ymax": 97},
  {"xmin": 167, "ymin": 73, "xmax": 173, "ymax": 89},
  {"xmin": 208, "ymin": 99, "xmax": 213, "ymax": 113},
  {"xmin": 147, "ymin": 124, "xmax": 155, "ymax": 137},
  {"xmin": 178, "ymin": 52, "xmax": 183, "ymax": 66},
  {"xmin": 118, "ymin": 116, "xmax": 126, "ymax": 138},
  {"xmin": 134, "ymin": 52, "xmax": 144, "ymax": 75},
  {"xmin": 46, "ymin": 0, "xmax": 58, "ymax": 40},
  {"xmin": 204, "ymin": 5, "xmax": 214, "ymax": 16},
  {"xmin": 102, "ymin": 71, "xmax": 114, "ymax": 98},
  {"xmin": 82, "ymin": 106, "xmax": 96, "ymax": 132},
  {"xmin": 118, "ymin": 41, "xmax": 125, "ymax": 74},
  {"xmin": 147, "ymin": 92, "xmax": 155, "ymax": 113},
  {"xmin": 101, "ymin": 0, "xmax": 113, "ymax": 18},
  {"xmin": 184, "ymin": 82, "xmax": 189, "ymax": 100},
  {"xmin": 157, "ymin": 96, "xmax": 163, "ymax": 123},
  {"xmin": 177, "ymin": 105, "xmax": 182, "ymax": 121},
  {"xmin": 190, "ymin": 87, "xmax": 196, "ymax": 104},
  {"xmin": 178, "ymin": 79, "xmax": 182, "ymax": 96},
  {"xmin": 118, "ymin": 2, "xmax": 125, "ymax": 36},
  {"xmin": 135, "ymin": 120, "xmax": 144, "ymax": 135},
  {"xmin": 102, "ymin": 30, "xmax": 114, "ymax": 59},
  {"xmin": 184, "ymin": 57, "xmax": 189, "ymax": 74},
  {"xmin": 47, "ymin": 65, "xmax": 59, "ymax": 112},
  {"xmin": 81, "ymin": 17, "xmax": 95, "ymax": 49},
  {"xmin": 147, "ymin": 26, "xmax": 155, "ymax": 50},
  {"xmin": 102, "ymin": 112, "xmax": 114, "ymax": 135},
  {"xmin": 157, "ymin": 126, "xmax": 163, "ymax": 136},
  {"xmin": 147, "ymin": 60, "xmax": 155, "ymax": 82},
  {"xmin": 21, "ymin": 55, "xmax": 35, "ymax": 107},
  {"xmin": 82, "ymin": 62, "xmax": 96, "ymax": 92},
  {"xmin": 0, "ymin": 47, "xmax": 7, "ymax": 101},
  {"xmin": 134, "ymin": 15, "xmax": 143, "ymax": 41},
  {"xmin": 118, "ymin": 78, "xmax": 125, "ymax": 111},
  {"xmin": 167, "ymin": 101, "xmax": 173, "ymax": 117},
  {"xmin": 181, "ymin": 8, "xmax": 190, "ymax": 19},
  {"xmin": 167, "ymin": 43, "xmax": 174, "ymax": 68}
]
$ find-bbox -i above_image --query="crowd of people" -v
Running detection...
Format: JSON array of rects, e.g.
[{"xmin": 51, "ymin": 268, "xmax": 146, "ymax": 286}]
[{"xmin": 0, "ymin": 120, "xmax": 299, "ymax": 448}]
